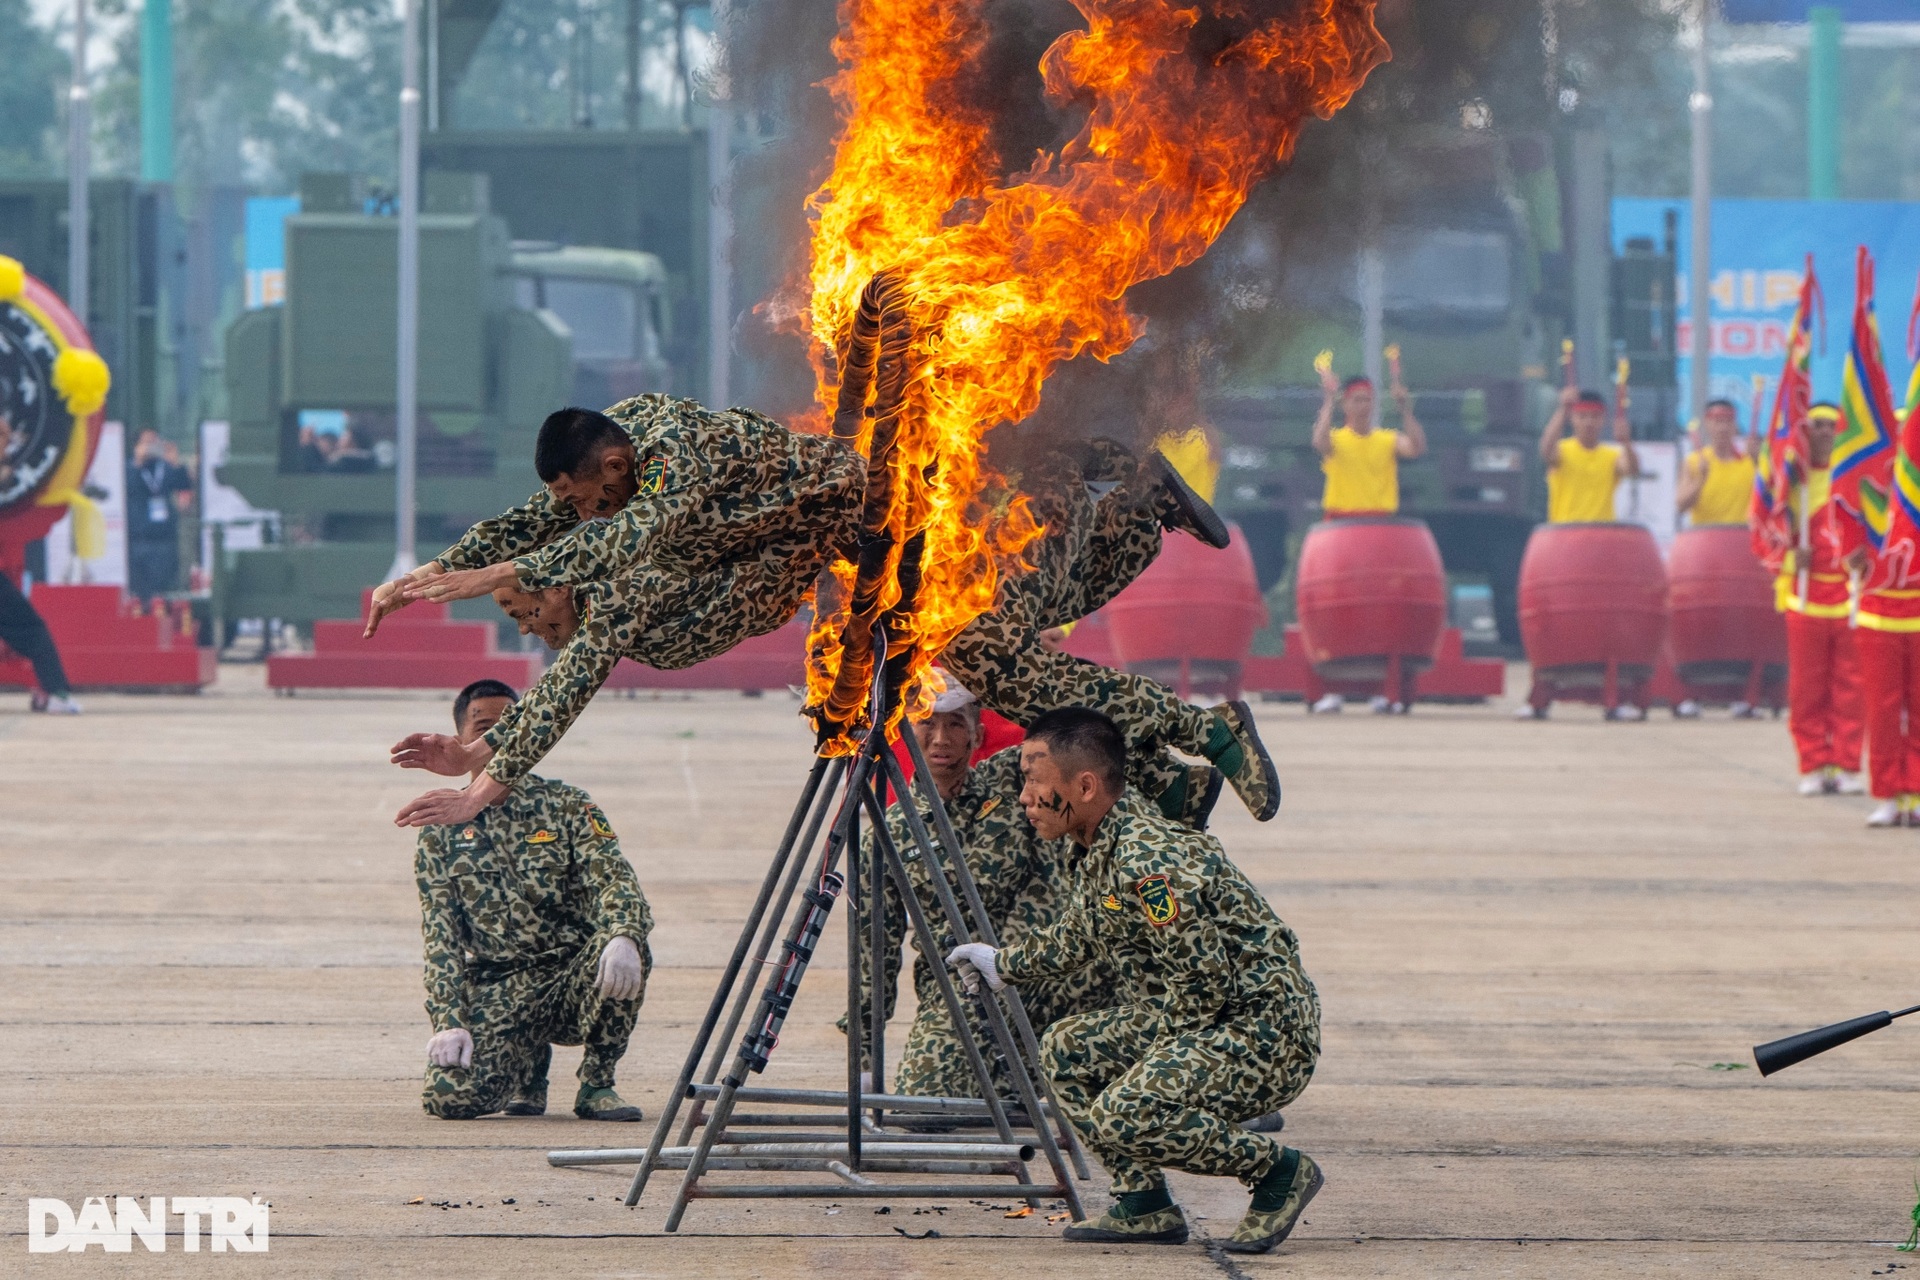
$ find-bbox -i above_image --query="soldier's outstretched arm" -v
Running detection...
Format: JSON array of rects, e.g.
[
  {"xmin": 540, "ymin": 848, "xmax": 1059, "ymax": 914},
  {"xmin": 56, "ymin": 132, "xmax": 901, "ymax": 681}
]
[
  {"xmin": 435, "ymin": 487, "xmax": 580, "ymax": 572},
  {"xmin": 478, "ymin": 612, "xmax": 626, "ymax": 790},
  {"xmin": 415, "ymin": 829, "xmax": 472, "ymax": 1033}
]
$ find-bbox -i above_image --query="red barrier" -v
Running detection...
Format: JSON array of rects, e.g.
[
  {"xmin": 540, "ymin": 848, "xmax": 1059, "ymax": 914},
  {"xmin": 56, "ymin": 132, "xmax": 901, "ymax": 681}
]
[
  {"xmin": 0, "ymin": 585, "xmax": 214, "ymax": 691},
  {"xmin": 267, "ymin": 592, "xmax": 543, "ymax": 690}
]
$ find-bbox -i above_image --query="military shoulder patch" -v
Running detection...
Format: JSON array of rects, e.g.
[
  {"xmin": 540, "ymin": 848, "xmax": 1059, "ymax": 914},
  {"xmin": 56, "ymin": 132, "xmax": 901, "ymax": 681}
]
[
  {"xmin": 1135, "ymin": 874, "xmax": 1179, "ymax": 927},
  {"xmin": 1101, "ymin": 893, "xmax": 1123, "ymax": 912},
  {"xmin": 639, "ymin": 455, "xmax": 667, "ymax": 495},
  {"xmin": 586, "ymin": 805, "xmax": 616, "ymax": 839},
  {"xmin": 526, "ymin": 829, "xmax": 559, "ymax": 845}
]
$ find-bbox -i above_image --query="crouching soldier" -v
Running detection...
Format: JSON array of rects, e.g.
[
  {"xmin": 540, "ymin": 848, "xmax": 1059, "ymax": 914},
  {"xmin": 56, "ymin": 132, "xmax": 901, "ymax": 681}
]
[
  {"xmin": 947, "ymin": 708, "xmax": 1321, "ymax": 1255},
  {"xmin": 415, "ymin": 679, "xmax": 653, "ymax": 1122}
]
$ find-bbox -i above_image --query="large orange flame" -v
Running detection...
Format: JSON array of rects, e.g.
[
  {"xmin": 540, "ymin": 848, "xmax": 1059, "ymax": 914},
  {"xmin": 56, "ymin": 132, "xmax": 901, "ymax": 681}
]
[{"xmin": 798, "ymin": 0, "xmax": 1388, "ymax": 749}]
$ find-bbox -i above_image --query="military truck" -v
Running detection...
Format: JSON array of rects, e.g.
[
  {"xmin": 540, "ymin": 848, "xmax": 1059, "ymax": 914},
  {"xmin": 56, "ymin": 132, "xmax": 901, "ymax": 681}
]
[
  {"xmin": 214, "ymin": 170, "xmax": 674, "ymax": 629},
  {"xmin": 1207, "ymin": 127, "xmax": 1676, "ymax": 651}
]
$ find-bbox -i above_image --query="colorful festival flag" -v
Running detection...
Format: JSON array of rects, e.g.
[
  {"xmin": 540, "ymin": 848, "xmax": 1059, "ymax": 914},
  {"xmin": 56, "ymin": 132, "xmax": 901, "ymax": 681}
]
[
  {"xmin": 1749, "ymin": 254, "xmax": 1820, "ymax": 571},
  {"xmin": 1830, "ymin": 246, "xmax": 1900, "ymax": 511}
]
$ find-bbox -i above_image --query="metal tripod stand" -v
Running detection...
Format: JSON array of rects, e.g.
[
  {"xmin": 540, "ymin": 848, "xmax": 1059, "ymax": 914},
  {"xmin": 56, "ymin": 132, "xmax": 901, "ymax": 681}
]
[{"xmin": 548, "ymin": 636, "xmax": 1090, "ymax": 1229}]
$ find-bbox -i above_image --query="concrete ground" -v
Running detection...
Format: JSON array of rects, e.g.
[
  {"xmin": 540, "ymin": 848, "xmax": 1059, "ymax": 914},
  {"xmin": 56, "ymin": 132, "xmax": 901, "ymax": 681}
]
[{"xmin": 5, "ymin": 664, "xmax": 1919, "ymax": 1277}]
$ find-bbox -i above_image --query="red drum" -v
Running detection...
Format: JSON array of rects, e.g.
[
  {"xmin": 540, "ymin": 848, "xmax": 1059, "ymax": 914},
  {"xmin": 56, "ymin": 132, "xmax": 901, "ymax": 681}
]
[
  {"xmin": 1519, "ymin": 522, "xmax": 1668, "ymax": 706},
  {"xmin": 1665, "ymin": 524, "xmax": 1786, "ymax": 704},
  {"xmin": 1294, "ymin": 517, "xmax": 1447, "ymax": 694},
  {"xmin": 1103, "ymin": 524, "xmax": 1267, "ymax": 699}
]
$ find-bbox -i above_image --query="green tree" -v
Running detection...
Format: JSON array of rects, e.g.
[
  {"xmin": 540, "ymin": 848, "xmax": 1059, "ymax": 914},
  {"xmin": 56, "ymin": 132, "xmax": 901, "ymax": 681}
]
[{"xmin": 0, "ymin": 0, "xmax": 67, "ymax": 177}]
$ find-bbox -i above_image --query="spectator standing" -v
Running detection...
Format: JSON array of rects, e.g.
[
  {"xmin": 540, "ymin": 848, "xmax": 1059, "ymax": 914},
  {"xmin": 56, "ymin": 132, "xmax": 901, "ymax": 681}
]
[{"xmin": 126, "ymin": 429, "xmax": 193, "ymax": 608}]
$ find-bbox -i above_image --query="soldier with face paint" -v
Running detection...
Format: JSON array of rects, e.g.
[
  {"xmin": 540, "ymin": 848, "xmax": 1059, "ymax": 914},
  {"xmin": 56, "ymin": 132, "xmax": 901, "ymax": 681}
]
[{"xmin": 945, "ymin": 707, "xmax": 1321, "ymax": 1257}]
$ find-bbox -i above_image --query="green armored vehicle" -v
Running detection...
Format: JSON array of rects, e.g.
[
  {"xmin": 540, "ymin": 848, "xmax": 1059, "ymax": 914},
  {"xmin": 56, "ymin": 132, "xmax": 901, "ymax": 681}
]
[{"xmin": 216, "ymin": 172, "xmax": 673, "ymax": 628}]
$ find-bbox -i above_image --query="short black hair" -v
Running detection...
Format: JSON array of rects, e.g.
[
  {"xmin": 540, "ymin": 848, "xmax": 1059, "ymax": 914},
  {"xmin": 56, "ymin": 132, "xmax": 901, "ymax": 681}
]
[
  {"xmin": 1704, "ymin": 398, "xmax": 1737, "ymax": 415},
  {"xmin": 454, "ymin": 679, "xmax": 518, "ymax": 730},
  {"xmin": 1341, "ymin": 375, "xmax": 1372, "ymax": 393},
  {"xmin": 534, "ymin": 407, "xmax": 630, "ymax": 483},
  {"xmin": 1027, "ymin": 707, "xmax": 1126, "ymax": 794},
  {"xmin": 1574, "ymin": 390, "xmax": 1609, "ymax": 409}
]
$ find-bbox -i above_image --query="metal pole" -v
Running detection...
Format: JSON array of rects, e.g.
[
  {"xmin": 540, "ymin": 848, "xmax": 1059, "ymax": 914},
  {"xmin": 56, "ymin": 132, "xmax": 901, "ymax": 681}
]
[
  {"xmin": 139, "ymin": 0, "xmax": 172, "ymax": 183},
  {"xmin": 426, "ymin": 0, "xmax": 439, "ymax": 132},
  {"xmin": 706, "ymin": 0, "xmax": 731, "ymax": 407},
  {"xmin": 1807, "ymin": 6, "xmax": 1842, "ymax": 200},
  {"xmin": 1687, "ymin": 0, "xmax": 1713, "ymax": 428},
  {"xmin": 625, "ymin": 0, "xmax": 641, "ymax": 131},
  {"xmin": 67, "ymin": 0, "xmax": 91, "ymax": 323},
  {"xmin": 390, "ymin": 0, "xmax": 422, "ymax": 582}
]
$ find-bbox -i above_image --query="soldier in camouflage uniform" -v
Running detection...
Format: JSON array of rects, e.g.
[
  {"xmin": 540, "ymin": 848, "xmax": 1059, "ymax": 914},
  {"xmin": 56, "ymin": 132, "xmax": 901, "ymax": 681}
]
[
  {"xmin": 942, "ymin": 440, "xmax": 1281, "ymax": 823},
  {"xmin": 368, "ymin": 396, "xmax": 864, "ymax": 643},
  {"xmin": 948, "ymin": 708, "xmax": 1322, "ymax": 1256},
  {"xmin": 415, "ymin": 681, "xmax": 655, "ymax": 1122}
]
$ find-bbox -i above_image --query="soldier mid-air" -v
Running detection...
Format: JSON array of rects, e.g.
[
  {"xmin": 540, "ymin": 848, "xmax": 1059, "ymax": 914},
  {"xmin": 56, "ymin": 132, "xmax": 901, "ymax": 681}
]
[
  {"xmin": 413, "ymin": 680, "xmax": 653, "ymax": 1123},
  {"xmin": 947, "ymin": 708, "xmax": 1321, "ymax": 1256}
]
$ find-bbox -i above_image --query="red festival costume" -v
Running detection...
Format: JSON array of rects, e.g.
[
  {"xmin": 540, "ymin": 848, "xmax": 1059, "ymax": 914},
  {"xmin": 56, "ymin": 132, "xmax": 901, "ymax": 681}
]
[{"xmin": 1780, "ymin": 477, "xmax": 1863, "ymax": 776}]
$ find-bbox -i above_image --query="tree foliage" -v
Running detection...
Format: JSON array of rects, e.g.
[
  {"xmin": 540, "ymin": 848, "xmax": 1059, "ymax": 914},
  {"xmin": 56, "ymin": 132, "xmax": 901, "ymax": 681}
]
[{"xmin": 0, "ymin": 0, "xmax": 69, "ymax": 177}]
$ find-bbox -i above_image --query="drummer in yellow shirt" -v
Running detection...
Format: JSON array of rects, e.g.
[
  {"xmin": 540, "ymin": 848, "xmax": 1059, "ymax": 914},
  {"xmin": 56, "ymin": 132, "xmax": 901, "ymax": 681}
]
[
  {"xmin": 1313, "ymin": 365, "xmax": 1426, "ymax": 519},
  {"xmin": 1539, "ymin": 386, "xmax": 1640, "ymax": 525},
  {"xmin": 1309, "ymin": 359, "xmax": 1426, "ymax": 714},
  {"xmin": 1675, "ymin": 398, "xmax": 1756, "ymax": 527}
]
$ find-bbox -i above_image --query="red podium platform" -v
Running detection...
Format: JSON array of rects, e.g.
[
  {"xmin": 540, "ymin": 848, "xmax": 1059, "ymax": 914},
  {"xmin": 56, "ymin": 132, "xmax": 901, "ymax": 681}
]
[
  {"xmin": 0, "ymin": 585, "xmax": 216, "ymax": 692},
  {"xmin": 1242, "ymin": 626, "xmax": 1504, "ymax": 703},
  {"xmin": 600, "ymin": 615, "xmax": 811, "ymax": 693},
  {"xmin": 267, "ymin": 592, "xmax": 544, "ymax": 691}
]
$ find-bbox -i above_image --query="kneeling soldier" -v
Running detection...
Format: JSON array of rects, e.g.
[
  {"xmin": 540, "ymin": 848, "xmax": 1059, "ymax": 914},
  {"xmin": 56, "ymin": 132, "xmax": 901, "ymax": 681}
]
[
  {"xmin": 947, "ymin": 708, "xmax": 1321, "ymax": 1255},
  {"xmin": 415, "ymin": 680, "xmax": 653, "ymax": 1122}
]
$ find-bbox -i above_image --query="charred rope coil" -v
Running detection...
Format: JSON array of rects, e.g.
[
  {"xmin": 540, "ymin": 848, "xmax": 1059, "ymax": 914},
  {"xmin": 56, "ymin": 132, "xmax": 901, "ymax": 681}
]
[{"xmin": 818, "ymin": 271, "xmax": 917, "ymax": 742}]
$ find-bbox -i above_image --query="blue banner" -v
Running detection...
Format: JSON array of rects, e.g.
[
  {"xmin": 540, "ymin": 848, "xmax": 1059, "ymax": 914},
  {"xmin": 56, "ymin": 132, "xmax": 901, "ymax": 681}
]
[
  {"xmin": 1723, "ymin": 1, "xmax": 1920, "ymax": 21},
  {"xmin": 1613, "ymin": 197, "xmax": 1920, "ymax": 426}
]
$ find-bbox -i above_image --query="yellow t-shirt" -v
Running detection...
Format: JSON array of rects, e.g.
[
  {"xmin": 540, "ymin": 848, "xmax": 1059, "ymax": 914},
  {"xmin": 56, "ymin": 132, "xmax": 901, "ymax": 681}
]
[
  {"xmin": 1686, "ymin": 448, "xmax": 1755, "ymax": 526},
  {"xmin": 1546, "ymin": 437, "xmax": 1623, "ymax": 523},
  {"xmin": 1321, "ymin": 426, "xmax": 1400, "ymax": 514}
]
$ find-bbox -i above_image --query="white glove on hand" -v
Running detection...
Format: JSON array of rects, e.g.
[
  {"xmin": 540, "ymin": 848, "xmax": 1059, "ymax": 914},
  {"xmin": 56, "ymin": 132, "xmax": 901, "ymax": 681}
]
[
  {"xmin": 945, "ymin": 942, "xmax": 1004, "ymax": 993},
  {"xmin": 597, "ymin": 935, "xmax": 645, "ymax": 1002},
  {"xmin": 427, "ymin": 1027, "xmax": 473, "ymax": 1069}
]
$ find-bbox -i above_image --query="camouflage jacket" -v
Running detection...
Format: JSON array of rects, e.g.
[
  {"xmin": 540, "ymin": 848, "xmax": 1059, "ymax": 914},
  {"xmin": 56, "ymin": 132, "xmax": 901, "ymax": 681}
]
[
  {"xmin": 414, "ymin": 774, "xmax": 651, "ymax": 1031},
  {"xmin": 432, "ymin": 394, "xmax": 860, "ymax": 588},
  {"xmin": 997, "ymin": 791, "xmax": 1318, "ymax": 1037},
  {"xmin": 860, "ymin": 749, "xmax": 1063, "ymax": 1021}
]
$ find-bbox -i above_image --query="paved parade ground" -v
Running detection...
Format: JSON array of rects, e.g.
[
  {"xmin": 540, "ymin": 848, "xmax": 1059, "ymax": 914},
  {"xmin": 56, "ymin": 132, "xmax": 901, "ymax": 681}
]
[{"xmin": 6, "ymin": 666, "xmax": 1920, "ymax": 1276}]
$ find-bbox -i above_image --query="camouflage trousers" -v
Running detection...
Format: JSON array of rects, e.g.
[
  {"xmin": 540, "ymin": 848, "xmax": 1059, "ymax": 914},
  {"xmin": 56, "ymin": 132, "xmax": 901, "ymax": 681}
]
[
  {"xmin": 422, "ymin": 934, "xmax": 651, "ymax": 1119},
  {"xmin": 941, "ymin": 441, "xmax": 1218, "ymax": 770},
  {"xmin": 891, "ymin": 957, "xmax": 1121, "ymax": 1100},
  {"xmin": 1041, "ymin": 997, "xmax": 1319, "ymax": 1193}
]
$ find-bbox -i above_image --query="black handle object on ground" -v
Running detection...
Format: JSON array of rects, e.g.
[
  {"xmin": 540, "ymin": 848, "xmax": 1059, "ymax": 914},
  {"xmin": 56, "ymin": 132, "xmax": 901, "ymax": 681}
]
[{"xmin": 1753, "ymin": 1004, "xmax": 1920, "ymax": 1076}]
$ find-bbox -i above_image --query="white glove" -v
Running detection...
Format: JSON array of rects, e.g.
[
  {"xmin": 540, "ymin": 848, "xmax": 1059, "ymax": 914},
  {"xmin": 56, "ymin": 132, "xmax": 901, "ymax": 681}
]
[
  {"xmin": 597, "ymin": 935, "xmax": 645, "ymax": 1002},
  {"xmin": 946, "ymin": 942, "xmax": 1004, "ymax": 993},
  {"xmin": 427, "ymin": 1027, "xmax": 473, "ymax": 1069}
]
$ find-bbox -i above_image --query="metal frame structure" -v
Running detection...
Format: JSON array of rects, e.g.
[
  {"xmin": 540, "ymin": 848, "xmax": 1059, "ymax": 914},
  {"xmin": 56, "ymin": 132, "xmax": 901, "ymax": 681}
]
[{"xmin": 549, "ymin": 629, "xmax": 1090, "ymax": 1228}]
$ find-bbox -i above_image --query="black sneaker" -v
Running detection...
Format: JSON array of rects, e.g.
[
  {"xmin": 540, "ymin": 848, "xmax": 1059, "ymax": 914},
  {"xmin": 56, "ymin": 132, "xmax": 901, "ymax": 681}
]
[{"xmin": 1150, "ymin": 450, "xmax": 1231, "ymax": 549}]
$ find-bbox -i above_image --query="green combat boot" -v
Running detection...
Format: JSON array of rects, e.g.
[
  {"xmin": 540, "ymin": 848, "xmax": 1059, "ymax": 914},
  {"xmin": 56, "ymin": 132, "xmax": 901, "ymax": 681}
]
[
  {"xmin": 1061, "ymin": 1186, "xmax": 1189, "ymax": 1245},
  {"xmin": 1154, "ymin": 763, "xmax": 1225, "ymax": 832},
  {"xmin": 1150, "ymin": 450, "xmax": 1231, "ymax": 549},
  {"xmin": 1203, "ymin": 701, "xmax": 1281, "ymax": 822},
  {"xmin": 1222, "ymin": 1147, "xmax": 1323, "ymax": 1255},
  {"xmin": 574, "ymin": 1085, "xmax": 644, "ymax": 1122},
  {"xmin": 504, "ymin": 1046, "xmax": 551, "ymax": 1116}
]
